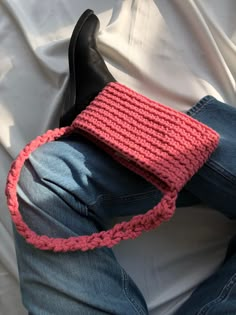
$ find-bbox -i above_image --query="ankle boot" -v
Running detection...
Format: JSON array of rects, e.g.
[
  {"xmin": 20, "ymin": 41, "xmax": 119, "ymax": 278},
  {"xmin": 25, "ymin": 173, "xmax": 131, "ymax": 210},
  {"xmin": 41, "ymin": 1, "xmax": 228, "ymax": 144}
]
[{"xmin": 60, "ymin": 9, "xmax": 115, "ymax": 127}]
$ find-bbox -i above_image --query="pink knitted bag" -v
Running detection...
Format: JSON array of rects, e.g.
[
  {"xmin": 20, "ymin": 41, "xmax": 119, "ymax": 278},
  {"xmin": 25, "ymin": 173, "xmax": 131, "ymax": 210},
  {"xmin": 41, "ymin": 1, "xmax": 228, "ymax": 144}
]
[{"xmin": 5, "ymin": 82, "xmax": 219, "ymax": 252}]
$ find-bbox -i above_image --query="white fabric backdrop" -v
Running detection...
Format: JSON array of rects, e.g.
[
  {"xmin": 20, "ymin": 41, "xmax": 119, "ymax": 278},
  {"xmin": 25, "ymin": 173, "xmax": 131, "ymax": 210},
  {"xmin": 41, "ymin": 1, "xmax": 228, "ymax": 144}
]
[{"xmin": 1, "ymin": 1, "xmax": 236, "ymax": 314}]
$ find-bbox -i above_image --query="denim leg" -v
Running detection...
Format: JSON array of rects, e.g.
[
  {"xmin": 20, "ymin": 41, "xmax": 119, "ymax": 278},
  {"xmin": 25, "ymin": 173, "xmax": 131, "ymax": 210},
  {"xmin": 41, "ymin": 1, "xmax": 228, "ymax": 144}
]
[
  {"xmin": 173, "ymin": 249, "xmax": 236, "ymax": 315},
  {"xmin": 14, "ymin": 135, "xmax": 155, "ymax": 315},
  {"xmin": 173, "ymin": 96, "xmax": 236, "ymax": 315},
  {"xmin": 186, "ymin": 96, "xmax": 236, "ymax": 218}
]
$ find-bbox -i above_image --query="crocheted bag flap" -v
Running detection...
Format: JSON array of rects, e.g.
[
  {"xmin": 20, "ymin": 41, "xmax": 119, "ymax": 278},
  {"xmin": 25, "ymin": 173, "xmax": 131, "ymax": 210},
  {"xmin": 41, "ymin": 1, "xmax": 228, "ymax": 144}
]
[
  {"xmin": 5, "ymin": 82, "xmax": 219, "ymax": 252},
  {"xmin": 73, "ymin": 82, "xmax": 219, "ymax": 193}
]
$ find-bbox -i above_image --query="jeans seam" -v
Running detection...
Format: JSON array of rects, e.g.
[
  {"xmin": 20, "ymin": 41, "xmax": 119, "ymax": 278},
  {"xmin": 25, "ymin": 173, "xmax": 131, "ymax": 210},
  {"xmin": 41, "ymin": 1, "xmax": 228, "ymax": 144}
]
[
  {"xmin": 197, "ymin": 272, "xmax": 236, "ymax": 315},
  {"xmin": 121, "ymin": 268, "xmax": 147, "ymax": 315},
  {"xmin": 205, "ymin": 159, "xmax": 236, "ymax": 184},
  {"xmin": 186, "ymin": 96, "xmax": 214, "ymax": 117},
  {"xmin": 89, "ymin": 189, "xmax": 159, "ymax": 207}
]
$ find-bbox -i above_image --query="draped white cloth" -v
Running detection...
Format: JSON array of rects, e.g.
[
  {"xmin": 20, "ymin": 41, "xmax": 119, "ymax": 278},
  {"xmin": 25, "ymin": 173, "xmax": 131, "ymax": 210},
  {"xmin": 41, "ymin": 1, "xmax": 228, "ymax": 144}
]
[{"xmin": 1, "ymin": 1, "xmax": 236, "ymax": 314}]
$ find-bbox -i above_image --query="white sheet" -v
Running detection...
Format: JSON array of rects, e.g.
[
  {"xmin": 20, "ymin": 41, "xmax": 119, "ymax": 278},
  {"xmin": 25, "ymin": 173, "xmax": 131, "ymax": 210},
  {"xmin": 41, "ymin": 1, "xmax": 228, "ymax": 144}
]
[{"xmin": 1, "ymin": 1, "xmax": 236, "ymax": 314}]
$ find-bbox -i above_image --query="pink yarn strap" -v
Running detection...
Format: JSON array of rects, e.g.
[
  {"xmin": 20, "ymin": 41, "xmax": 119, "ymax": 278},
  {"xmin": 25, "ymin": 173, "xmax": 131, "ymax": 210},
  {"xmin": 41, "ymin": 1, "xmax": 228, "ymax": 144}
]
[
  {"xmin": 5, "ymin": 82, "xmax": 219, "ymax": 252},
  {"xmin": 5, "ymin": 129, "xmax": 176, "ymax": 251}
]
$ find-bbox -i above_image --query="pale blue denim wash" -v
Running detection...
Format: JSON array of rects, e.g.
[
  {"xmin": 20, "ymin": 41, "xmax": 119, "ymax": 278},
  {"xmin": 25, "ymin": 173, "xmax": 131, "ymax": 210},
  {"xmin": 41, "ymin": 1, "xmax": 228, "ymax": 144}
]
[{"xmin": 14, "ymin": 96, "xmax": 236, "ymax": 314}]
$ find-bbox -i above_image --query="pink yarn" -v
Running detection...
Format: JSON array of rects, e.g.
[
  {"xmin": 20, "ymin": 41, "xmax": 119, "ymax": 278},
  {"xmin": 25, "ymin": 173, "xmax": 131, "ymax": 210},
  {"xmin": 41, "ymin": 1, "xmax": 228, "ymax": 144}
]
[{"xmin": 5, "ymin": 82, "xmax": 219, "ymax": 252}]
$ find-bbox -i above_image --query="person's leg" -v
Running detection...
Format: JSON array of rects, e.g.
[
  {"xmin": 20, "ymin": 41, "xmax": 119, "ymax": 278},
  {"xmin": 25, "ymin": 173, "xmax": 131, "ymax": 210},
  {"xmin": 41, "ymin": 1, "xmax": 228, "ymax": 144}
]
[
  {"xmin": 174, "ymin": 244, "xmax": 236, "ymax": 315},
  {"xmin": 173, "ymin": 97, "xmax": 236, "ymax": 314},
  {"xmin": 15, "ymin": 134, "xmax": 161, "ymax": 315}
]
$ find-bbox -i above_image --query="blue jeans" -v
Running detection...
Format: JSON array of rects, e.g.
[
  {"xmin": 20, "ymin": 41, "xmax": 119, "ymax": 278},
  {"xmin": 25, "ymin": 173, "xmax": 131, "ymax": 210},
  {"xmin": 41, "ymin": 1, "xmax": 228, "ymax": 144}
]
[
  {"xmin": 14, "ymin": 96, "xmax": 236, "ymax": 314},
  {"xmin": 186, "ymin": 95, "xmax": 236, "ymax": 219}
]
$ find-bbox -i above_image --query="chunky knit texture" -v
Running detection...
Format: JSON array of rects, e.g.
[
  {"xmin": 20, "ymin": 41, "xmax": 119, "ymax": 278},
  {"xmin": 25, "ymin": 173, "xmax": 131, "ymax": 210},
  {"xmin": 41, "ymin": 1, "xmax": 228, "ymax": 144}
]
[{"xmin": 5, "ymin": 82, "xmax": 219, "ymax": 252}]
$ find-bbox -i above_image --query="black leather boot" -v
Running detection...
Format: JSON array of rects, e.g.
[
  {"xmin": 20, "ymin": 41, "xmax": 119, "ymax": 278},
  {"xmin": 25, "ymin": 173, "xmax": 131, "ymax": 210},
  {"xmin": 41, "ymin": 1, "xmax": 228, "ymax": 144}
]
[{"xmin": 60, "ymin": 9, "xmax": 115, "ymax": 127}]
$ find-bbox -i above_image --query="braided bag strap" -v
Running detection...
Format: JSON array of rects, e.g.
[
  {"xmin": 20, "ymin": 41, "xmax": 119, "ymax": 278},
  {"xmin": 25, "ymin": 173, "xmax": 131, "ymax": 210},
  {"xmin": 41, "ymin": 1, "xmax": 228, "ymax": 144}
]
[{"xmin": 5, "ymin": 82, "xmax": 219, "ymax": 252}]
